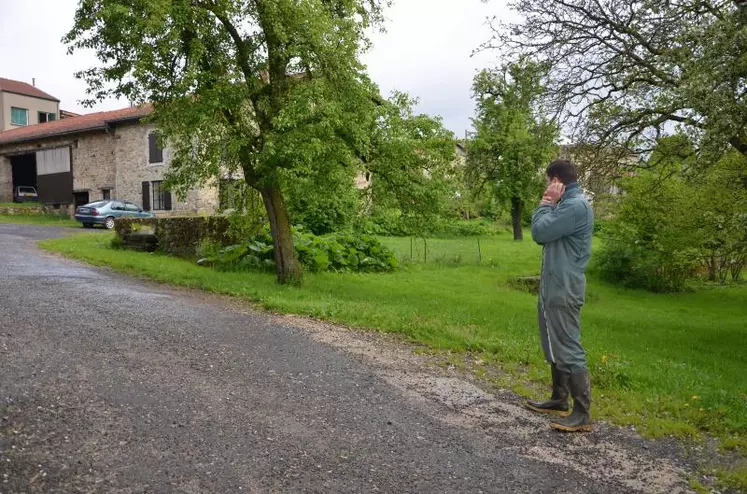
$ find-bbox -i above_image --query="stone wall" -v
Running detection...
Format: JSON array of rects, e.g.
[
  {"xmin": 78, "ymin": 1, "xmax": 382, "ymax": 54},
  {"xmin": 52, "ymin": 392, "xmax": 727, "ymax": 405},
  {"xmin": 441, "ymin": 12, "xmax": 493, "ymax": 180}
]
[
  {"xmin": 0, "ymin": 205, "xmax": 70, "ymax": 217},
  {"xmin": 112, "ymin": 124, "xmax": 219, "ymax": 214},
  {"xmin": 0, "ymin": 156, "xmax": 11, "ymax": 202}
]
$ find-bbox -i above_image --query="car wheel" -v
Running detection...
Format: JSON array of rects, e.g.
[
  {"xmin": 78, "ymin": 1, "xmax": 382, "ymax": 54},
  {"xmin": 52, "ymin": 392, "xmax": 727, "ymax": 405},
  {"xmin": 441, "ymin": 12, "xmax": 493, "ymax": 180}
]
[{"xmin": 105, "ymin": 217, "xmax": 116, "ymax": 230}]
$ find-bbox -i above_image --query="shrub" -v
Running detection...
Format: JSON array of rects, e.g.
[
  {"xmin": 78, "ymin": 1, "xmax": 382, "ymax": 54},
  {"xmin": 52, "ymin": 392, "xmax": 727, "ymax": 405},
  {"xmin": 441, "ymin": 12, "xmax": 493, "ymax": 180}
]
[
  {"xmin": 201, "ymin": 228, "xmax": 399, "ymax": 273},
  {"xmin": 595, "ymin": 226, "xmax": 698, "ymax": 292}
]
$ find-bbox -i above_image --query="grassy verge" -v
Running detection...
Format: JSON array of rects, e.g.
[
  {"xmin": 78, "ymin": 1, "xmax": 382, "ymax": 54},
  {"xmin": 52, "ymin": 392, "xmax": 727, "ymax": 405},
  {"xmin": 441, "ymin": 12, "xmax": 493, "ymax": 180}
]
[
  {"xmin": 0, "ymin": 215, "xmax": 80, "ymax": 228},
  {"xmin": 40, "ymin": 232, "xmax": 747, "ymax": 486}
]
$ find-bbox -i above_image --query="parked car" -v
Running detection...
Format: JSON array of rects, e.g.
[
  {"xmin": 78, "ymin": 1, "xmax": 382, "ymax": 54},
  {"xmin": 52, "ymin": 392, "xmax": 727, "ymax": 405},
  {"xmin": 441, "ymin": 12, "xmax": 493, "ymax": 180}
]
[
  {"xmin": 13, "ymin": 186, "xmax": 38, "ymax": 203},
  {"xmin": 74, "ymin": 200, "xmax": 154, "ymax": 229}
]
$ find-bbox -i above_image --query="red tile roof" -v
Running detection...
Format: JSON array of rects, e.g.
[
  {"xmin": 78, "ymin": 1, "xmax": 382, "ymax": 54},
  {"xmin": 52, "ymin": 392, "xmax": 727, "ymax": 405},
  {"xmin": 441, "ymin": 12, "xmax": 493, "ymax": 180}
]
[
  {"xmin": 0, "ymin": 104, "xmax": 152, "ymax": 147},
  {"xmin": 0, "ymin": 78, "xmax": 60, "ymax": 102}
]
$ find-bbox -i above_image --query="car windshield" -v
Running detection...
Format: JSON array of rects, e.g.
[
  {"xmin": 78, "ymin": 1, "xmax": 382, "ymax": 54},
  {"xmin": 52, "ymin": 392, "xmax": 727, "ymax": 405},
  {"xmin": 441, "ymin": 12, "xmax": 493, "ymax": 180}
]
[
  {"xmin": 85, "ymin": 201, "xmax": 108, "ymax": 208},
  {"xmin": 18, "ymin": 187, "xmax": 36, "ymax": 193}
]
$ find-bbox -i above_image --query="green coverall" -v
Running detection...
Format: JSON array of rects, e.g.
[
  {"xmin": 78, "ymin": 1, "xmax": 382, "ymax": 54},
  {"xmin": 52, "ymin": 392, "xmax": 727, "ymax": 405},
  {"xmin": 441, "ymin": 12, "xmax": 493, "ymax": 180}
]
[{"xmin": 531, "ymin": 183, "xmax": 594, "ymax": 374}]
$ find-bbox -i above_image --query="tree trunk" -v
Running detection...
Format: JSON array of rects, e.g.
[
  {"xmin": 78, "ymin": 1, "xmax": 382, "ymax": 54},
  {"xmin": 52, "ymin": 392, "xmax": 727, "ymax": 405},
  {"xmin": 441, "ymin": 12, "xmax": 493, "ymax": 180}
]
[
  {"xmin": 511, "ymin": 196, "xmax": 523, "ymax": 241},
  {"xmin": 259, "ymin": 185, "xmax": 303, "ymax": 285},
  {"xmin": 729, "ymin": 136, "xmax": 747, "ymax": 159}
]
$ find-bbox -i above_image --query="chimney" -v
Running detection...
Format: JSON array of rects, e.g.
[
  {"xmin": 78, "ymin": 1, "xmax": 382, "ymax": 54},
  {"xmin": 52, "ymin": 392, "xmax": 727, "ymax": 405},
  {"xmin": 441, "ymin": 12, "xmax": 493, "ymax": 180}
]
[{"xmin": 32, "ymin": 78, "xmax": 36, "ymax": 87}]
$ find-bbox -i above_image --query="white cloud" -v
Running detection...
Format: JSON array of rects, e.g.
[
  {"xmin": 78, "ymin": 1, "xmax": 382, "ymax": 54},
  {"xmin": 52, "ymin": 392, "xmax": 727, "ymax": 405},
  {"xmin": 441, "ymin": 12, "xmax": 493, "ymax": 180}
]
[{"xmin": 0, "ymin": 0, "xmax": 512, "ymax": 134}]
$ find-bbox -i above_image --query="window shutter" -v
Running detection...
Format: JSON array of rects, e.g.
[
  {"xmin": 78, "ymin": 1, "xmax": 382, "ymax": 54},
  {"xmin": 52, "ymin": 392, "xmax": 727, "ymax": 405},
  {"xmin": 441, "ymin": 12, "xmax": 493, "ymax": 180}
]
[
  {"xmin": 164, "ymin": 191, "xmax": 172, "ymax": 211},
  {"xmin": 142, "ymin": 181, "xmax": 151, "ymax": 211},
  {"xmin": 148, "ymin": 133, "xmax": 163, "ymax": 163}
]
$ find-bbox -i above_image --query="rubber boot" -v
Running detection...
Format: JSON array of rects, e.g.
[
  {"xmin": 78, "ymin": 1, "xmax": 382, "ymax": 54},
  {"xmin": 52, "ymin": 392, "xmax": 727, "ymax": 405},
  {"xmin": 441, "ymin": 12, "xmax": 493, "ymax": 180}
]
[
  {"xmin": 525, "ymin": 364, "xmax": 569, "ymax": 416},
  {"xmin": 550, "ymin": 370, "xmax": 592, "ymax": 432}
]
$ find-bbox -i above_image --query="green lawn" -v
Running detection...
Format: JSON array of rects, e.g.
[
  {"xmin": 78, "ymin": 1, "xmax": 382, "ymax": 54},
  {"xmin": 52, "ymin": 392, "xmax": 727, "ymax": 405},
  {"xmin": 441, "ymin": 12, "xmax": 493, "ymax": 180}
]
[
  {"xmin": 0, "ymin": 214, "xmax": 80, "ymax": 228},
  {"xmin": 40, "ymin": 233, "xmax": 747, "ymax": 456}
]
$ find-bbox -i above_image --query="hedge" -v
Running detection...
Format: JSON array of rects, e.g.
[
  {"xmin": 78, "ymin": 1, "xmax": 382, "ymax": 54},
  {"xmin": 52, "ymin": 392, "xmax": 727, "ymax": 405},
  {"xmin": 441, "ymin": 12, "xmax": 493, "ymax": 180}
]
[{"xmin": 114, "ymin": 217, "xmax": 254, "ymax": 258}]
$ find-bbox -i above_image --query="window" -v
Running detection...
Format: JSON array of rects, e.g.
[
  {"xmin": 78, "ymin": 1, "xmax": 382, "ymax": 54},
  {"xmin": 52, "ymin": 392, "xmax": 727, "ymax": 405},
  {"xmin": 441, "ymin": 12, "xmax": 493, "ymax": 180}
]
[
  {"xmin": 38, "ymin": 112, "xmax": 57, "ymax": 123},
  {"xmin": 110, "ymin": 201, "xmax": 126, "ymax": 211},
  {"xmin": 144, "ymin": 181, "xmax": 172, "ymax": 211},
  {"xmin": 148, "ymin": 132, "xmax": 164, "ymax": 163},
  {"xmin": 102, "ymin": 189, "xmax": 111, "ymax": 200},
  {"xmin": 10, "ymin": 107, "xmax": 28, "ymax": 126},
  {"xmin": 124, "ymin": 202, "xmax": 140, "ymax": 212}
]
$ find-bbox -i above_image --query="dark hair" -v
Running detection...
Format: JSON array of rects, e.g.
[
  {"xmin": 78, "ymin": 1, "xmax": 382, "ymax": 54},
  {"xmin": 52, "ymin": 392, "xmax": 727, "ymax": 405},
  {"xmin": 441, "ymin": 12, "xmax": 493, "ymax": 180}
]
[{"xmin": 546, "ymin": 159, "xmax": 578, "ymax": 185}]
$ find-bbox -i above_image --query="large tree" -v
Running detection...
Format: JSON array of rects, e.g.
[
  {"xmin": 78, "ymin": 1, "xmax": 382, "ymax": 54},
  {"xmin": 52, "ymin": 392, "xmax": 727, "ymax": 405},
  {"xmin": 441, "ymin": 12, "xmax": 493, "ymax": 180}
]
[
  {"xmin": 467, "ymin": 58, "xmax": 558, "ymax": 240},
  {"xmin": 484, "ymin": 0, "xmax": 747, "ymax": 162},
  {"xmin": 65, "ymin": 0, "xmax": 388, "ymax": 284}
]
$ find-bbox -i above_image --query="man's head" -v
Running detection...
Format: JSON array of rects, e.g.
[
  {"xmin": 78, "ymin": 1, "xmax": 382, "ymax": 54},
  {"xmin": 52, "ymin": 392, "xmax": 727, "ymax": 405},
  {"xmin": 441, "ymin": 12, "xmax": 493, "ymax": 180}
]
[{"xmin": 546, "ymin": 159, "xmax": 578, "ymax": 185}]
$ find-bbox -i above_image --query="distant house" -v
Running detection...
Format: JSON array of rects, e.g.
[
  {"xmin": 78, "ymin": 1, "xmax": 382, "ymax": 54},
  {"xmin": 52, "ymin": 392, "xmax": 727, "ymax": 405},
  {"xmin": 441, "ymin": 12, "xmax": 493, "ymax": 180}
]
[
  {"xmin": 0, "ymin": 104, "xmax": 218, "ymax": 214},
  {"xmin": 60, "ymin": 109, "xmax": 81, "ymax": 119},
  {"xmin": 0, "ymin": 78, "xmax": 60, "ymax": 131}
]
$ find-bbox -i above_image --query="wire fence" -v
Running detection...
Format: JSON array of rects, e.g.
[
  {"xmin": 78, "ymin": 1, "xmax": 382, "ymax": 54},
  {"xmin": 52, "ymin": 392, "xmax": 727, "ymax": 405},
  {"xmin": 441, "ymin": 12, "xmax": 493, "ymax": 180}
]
[{"xmin": 380, "ymin": 236, "xmax": 494, "ymax": 265}]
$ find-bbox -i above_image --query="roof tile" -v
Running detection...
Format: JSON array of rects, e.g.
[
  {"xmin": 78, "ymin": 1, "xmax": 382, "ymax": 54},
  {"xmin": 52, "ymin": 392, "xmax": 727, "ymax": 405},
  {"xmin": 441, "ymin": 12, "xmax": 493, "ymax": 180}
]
[{"xmin": 0, "ymin": 105, "xmax": 152, "ymax": 146}]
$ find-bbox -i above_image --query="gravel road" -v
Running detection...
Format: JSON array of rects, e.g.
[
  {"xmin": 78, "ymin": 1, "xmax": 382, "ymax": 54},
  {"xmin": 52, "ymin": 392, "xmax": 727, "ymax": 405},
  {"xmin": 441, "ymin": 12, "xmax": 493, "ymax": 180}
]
[{"xmin": 0, "ymin": 224, "xmax": 695, "ymax": 493}]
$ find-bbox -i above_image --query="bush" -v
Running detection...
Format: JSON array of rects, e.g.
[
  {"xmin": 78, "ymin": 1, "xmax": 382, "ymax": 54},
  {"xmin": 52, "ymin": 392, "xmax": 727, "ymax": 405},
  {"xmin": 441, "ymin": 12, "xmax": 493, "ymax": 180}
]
[
  {"xmin": 115, "ymin": 215, "xmax": 261, "ymax": 259},
  {"xmin": 593, "ymin": 148, "xmax": 701, "ymax": 292},
  {"xmin": 595, "ymin": 225, "xmax": 698, "ymax": 292},
  {"xmin": 201, "ymin": 228, "xmax": 399, "ymax": 273}
]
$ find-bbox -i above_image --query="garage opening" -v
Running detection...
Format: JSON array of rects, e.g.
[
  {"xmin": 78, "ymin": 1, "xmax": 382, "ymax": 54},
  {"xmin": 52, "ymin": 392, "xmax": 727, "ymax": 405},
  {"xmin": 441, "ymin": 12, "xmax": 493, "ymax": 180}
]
[
  {"xmin": 10, "ymin": 153, "xmax": 37, "ymax": 202},
  {"xmin": 73, "ymin": 191, "xmax": 90, "ymax": 208},
  {"xmin": 35, "ymin": 147, "xmax": 73, "ymax": 206}
]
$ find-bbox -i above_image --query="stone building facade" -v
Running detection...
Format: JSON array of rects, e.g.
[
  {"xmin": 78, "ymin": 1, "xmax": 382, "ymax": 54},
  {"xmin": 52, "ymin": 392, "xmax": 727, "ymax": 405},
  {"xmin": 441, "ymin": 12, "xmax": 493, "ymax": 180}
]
[{"xmin": 0, "ymin": 105, "xmax": 218, "ymax": 216}]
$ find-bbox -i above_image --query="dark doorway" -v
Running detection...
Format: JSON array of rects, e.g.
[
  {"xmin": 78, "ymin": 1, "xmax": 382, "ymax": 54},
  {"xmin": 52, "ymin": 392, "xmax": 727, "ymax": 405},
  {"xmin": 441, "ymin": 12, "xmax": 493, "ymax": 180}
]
[
  {"xmin": 10, "ymin": 153, "xmax": 37, "ymax": 198},
  {"xmin": 74, "ymin": 191, "xmax": 90, "ymax": 208}
]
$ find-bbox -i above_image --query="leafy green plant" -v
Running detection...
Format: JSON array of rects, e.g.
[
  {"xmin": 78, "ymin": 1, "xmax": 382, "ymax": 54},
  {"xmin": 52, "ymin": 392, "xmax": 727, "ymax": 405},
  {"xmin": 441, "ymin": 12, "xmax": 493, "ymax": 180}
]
[{"xmin": 201, "ymin": 228, "xmax": 398, "ymax": 274}]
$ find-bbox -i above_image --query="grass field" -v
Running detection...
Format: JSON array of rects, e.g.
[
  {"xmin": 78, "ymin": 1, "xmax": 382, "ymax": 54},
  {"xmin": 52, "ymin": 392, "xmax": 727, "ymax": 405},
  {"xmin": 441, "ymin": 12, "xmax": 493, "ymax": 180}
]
[{"xmin": 39, "ymin": 231, "xmax": 747, "ymax": 486}]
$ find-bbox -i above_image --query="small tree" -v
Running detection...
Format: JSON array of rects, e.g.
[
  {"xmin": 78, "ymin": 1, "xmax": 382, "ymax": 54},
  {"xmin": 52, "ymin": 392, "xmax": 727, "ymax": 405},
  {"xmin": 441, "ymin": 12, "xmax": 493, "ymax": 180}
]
[
  {"xmin": 467, "ymin": 58, "xmax": 558, "ymax": 240},
  {"xmin": 66, "ymin": 0, "xmax": 388, "ymax": 284}
]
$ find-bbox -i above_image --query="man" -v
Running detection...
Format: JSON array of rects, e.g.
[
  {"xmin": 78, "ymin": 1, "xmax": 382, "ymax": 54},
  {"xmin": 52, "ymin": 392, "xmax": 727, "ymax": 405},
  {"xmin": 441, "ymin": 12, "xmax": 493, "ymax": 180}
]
[{"xmin": 527, "ymin": 159, "xmax": 594, "ymax": 432}]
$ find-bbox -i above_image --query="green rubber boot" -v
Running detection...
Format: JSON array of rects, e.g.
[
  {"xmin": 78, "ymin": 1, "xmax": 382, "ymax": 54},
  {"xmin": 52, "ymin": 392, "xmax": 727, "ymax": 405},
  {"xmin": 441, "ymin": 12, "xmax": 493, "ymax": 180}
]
[
  {"xmin": 551, "ymin": 370, "xmax": 592, "ymax": 432},
  {"xmin": 526, "ymin": 364, "xmax": 570, "ymax": 416}
]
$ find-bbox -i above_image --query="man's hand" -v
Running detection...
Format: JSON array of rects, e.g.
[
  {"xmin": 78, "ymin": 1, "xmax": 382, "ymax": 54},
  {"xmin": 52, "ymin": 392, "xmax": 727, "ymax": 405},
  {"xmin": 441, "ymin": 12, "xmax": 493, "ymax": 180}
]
[{"xmin": 540, "ymin": 182, "xmax": 565, "ymax": 206}]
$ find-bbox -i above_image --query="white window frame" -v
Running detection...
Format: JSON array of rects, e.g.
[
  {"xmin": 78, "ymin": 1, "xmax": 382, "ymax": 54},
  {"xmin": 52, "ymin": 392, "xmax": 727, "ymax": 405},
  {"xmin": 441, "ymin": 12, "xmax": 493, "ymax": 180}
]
[{"xmin": 38, "ymin": 111, "xmax": 57, "ymax": 123}]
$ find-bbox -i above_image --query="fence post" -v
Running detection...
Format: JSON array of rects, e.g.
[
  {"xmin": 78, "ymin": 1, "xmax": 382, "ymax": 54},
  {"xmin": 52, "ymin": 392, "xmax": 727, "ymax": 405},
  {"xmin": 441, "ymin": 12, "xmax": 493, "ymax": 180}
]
[
  {"xmin": 410, "ymin": 236, "xmax": 413, "ymax": 261},
  {"xmin": 423, "ymin": 237, "xmax": 428, "ymax": 263},
  {"xmin": 477, "ymin": 237, "xmax": 482, "ymax": 264}
]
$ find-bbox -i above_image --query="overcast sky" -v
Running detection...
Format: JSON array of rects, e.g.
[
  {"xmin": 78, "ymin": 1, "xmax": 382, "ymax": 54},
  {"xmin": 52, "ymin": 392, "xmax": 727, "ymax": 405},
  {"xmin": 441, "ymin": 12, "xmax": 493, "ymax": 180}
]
[{"xmin": 0, "ymin": 0, "xmax": 512, "ymax": 136}]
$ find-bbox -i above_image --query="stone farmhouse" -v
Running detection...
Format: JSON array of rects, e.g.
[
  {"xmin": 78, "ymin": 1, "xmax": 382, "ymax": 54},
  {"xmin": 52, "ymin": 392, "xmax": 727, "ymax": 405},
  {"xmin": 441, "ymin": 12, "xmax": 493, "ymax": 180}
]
[{"xmin": 0, "ymin": 100, "xmax": 218, "ymax": 215}]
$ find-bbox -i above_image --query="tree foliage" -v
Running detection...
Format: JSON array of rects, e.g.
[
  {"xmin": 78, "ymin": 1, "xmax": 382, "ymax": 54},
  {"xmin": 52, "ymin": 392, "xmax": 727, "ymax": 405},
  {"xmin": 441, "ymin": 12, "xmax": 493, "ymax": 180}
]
[
  {"xmin": 485, "ymin": 0, "xmax": 747, "ymax": 162},
  {"xmin": 466, "ymin": 58, "xmax": 558, "ymax": 240},
  {"xmin": 597, "ymin": 135, "xmax": 747, "ymax": 291},
  {"xmin": 364, "ymin": 92, "xmax": 457, "ymax": 237},
  {"xmin": 65, "ymin": 0, "xmax": 389, "ymax": 284}
]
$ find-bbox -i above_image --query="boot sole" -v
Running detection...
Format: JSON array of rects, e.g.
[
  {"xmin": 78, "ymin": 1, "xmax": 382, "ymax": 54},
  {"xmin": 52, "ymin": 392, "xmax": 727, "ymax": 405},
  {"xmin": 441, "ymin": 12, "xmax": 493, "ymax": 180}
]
[
  {"xmin": 550, "ymin": 422, "xmax": 593, "ymax": 432},
  {"xmin": 525, "ymin": 403, "xmax": 570, "ymax": 417}
]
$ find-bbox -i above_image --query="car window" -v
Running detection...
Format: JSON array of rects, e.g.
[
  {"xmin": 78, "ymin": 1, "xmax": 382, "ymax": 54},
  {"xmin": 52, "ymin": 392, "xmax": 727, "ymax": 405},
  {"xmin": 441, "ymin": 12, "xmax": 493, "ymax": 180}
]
[
  {"xmin": 124, "ymin": 203, "xmax": 140, "ymax": 212},
  {"xmin": 18, "ymin": 187, "xmax": 36, "ymax": 194},
  {"xmin": 110, "ymin": 201, "xmax": 125, "ymax": 211}
]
